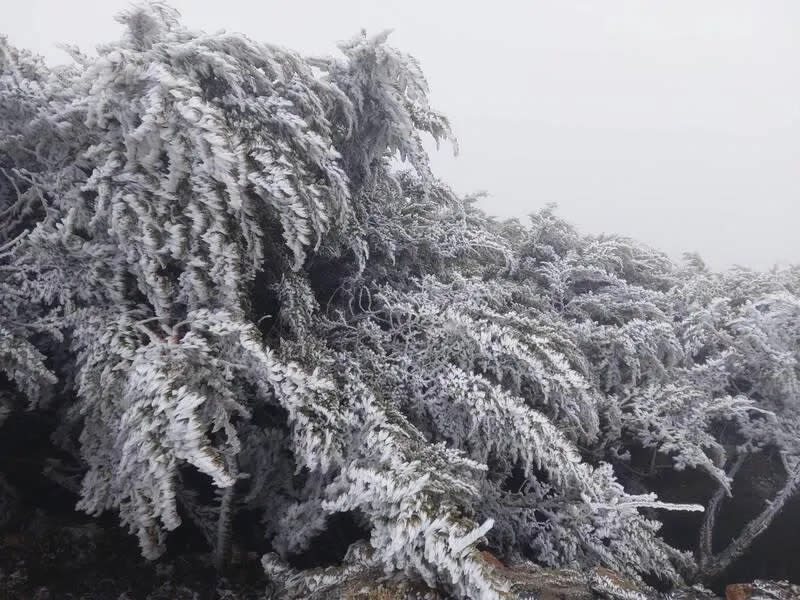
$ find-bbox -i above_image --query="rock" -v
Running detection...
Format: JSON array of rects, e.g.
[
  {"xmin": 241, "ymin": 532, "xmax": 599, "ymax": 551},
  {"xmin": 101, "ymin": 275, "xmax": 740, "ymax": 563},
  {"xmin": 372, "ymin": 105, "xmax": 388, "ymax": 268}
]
[
  {"xmin": 726, "ymin": 583, "xmax": 753, "ymax": 600},
  {"xmin": 263, "ymin": 566, "xmax": 445, "ymax": 600},
  {"xmin": 506, "ymin": 566, "xmax": 593, "ymax": 599},
  {"xmin": 725, "ymin": 580, "xmax": 800, "ymax": 600},
  {"xmin": 483, "ymin": 554, "xmax": 593, "ymax": 599}
]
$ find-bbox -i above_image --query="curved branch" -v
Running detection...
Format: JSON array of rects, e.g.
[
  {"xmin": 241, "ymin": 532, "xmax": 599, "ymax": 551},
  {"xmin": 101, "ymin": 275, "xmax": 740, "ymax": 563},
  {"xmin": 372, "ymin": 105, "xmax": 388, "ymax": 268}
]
[{"xmin": 699, "ymin": 459, "xmax": 800, "ymax": 581}]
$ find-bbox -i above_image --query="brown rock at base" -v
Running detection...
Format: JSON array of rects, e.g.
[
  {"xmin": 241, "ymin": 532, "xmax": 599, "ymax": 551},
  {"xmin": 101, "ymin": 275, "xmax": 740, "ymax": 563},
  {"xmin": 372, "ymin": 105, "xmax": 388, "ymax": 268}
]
[
  {"xmin": 726, "ymin": 583, "xmax": 753, "ymax": 600},
  {"xmin": 502, "ymin": 563, "xmax": 594, "ymax": 600},
  {"xmin": 726, "ymin": 580, "xmax": 800, "ymax": 600},
  {"xmin": 264, "ymin": 567, "xmax": 446, "ymax": 600}
]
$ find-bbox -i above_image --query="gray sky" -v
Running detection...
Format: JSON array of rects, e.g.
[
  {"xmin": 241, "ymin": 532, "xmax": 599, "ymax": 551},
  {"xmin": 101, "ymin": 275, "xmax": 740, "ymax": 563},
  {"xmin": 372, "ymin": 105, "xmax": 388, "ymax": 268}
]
[{"xmin": 5, "ymin": 1, "xmax": 799, "ymax": 270}]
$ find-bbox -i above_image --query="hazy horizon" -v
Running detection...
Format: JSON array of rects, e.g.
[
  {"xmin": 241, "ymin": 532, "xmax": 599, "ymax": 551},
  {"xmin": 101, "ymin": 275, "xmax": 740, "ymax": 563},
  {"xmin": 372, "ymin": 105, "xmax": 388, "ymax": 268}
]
[{"xmin": 6, "ymin": 1, "xmax": 799, "ymax": 271}]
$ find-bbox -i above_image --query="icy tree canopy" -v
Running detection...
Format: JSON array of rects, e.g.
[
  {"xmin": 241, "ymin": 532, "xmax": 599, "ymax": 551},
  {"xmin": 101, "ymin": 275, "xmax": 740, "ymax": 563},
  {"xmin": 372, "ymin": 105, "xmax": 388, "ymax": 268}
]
[{"xmin": 1, "ymin": 4, "xmax": 799, "ymax": 598}]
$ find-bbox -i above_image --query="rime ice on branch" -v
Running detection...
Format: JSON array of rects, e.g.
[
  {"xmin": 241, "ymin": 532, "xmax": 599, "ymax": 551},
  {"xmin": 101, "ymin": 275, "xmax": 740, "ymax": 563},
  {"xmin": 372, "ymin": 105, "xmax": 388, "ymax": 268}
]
[{"xmin": 1, "ymin": 4, "xmax": 799, "ymax": 598}]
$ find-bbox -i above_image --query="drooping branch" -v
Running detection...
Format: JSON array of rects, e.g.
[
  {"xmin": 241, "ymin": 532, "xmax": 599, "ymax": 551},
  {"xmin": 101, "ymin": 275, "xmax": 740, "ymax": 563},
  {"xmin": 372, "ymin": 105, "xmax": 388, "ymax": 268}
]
[
  {"xmin": 696, "ymin": 451, "xmax": 745, "ymax": 575},
  {"xmin": 698, "ymin": 458, "xmax": 800, "ymax": 581}
]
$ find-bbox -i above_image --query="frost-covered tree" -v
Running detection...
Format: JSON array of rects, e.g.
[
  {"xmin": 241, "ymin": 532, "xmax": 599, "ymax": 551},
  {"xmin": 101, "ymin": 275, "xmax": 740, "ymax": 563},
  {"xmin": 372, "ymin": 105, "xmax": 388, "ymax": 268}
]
[
  {"xmin": 674, "ymin": 271, "xmax": 800, "ymax": 580},
  {"xmin": 1, "ymin": 4, "xmax": 798, "ymax": 598}
]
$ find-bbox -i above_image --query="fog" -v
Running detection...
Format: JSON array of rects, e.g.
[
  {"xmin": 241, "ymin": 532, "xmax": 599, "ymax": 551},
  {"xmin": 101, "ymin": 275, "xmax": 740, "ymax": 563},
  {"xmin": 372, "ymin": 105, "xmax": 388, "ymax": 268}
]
[{"xmin": 6, "ymin": 1, "xmax": 799, "ymax": 270}]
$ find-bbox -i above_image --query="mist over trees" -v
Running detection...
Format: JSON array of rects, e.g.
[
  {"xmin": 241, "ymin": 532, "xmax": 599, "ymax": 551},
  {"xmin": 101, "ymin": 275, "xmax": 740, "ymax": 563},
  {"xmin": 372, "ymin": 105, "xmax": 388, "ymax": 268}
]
[{"xmin": 1, "ymin": 4, "xmax": 799, "ymax": 598}]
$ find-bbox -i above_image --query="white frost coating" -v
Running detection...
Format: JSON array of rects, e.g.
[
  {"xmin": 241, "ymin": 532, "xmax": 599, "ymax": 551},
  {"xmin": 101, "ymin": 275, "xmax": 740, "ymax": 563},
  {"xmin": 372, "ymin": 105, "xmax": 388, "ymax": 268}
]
[
  {"xmin": 2, "ymin": 3, "xmax": 800, "ymax": 597},
  {"xmin": 451, "ymin": 518, "xmax": 495, "ymax": 556}
]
